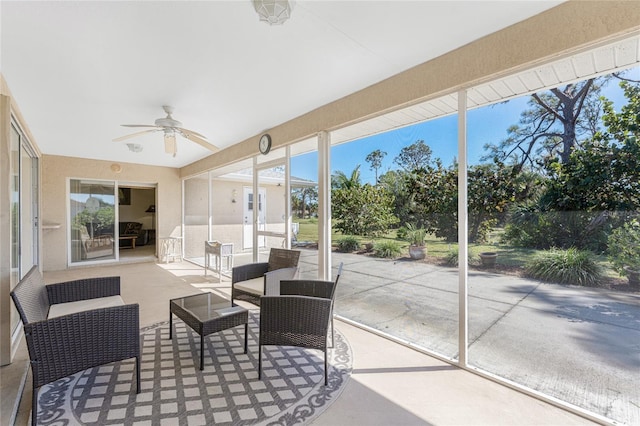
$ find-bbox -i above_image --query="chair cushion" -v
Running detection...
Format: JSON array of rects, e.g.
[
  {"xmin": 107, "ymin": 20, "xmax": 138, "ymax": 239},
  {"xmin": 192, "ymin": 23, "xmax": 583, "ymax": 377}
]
[
  {"xmin": 233, "ymin": 277, "xmax": 264, "ymax": 296},
  {"xmin": 47, "ymin": 295, "xmax": 125, "ymax": 319}
]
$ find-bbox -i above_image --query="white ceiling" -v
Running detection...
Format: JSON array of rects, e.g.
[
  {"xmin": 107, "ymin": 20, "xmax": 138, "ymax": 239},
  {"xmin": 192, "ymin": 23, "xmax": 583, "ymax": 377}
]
[{"xmin": 1, "ymin": 1, "xmax": 564, "ymax": 168}]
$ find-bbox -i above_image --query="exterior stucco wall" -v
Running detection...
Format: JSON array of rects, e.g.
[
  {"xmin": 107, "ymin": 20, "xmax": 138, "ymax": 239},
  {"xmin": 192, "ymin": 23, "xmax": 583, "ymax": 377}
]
[
  {"xmin": 42, "ymin": 155, "xmax": 181, "ymax": 271},
  {"xmin": 183, "ymin": 178, "xmax": 287, "ymax": 258}
]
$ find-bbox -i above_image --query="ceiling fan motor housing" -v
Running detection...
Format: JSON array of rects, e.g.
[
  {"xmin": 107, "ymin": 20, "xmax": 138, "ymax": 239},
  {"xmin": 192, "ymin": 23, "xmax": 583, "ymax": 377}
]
[{"xmin": 155, "ymin": 116, "xmax": 182, "ymax": 128}]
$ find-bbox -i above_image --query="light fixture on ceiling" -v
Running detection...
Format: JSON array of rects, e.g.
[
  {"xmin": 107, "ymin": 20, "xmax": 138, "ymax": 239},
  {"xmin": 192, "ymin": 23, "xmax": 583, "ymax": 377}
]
[
  {"xmin": 164, "ymin": 130, "xmax": 177, "ymax": 157},
  {"xmin": 253, "ymin": 0, "xmax": 293, "ymax": 25},
  {"xmin": 126, "ymin": 143, "xmax": 143, "ymax": 153}
]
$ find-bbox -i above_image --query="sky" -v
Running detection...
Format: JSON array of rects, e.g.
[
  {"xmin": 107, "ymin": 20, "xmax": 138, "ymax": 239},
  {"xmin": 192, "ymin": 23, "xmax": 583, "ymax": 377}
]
[{"xmin": 290, "ymin": 68, "xmax": 638, "ymax": 185}]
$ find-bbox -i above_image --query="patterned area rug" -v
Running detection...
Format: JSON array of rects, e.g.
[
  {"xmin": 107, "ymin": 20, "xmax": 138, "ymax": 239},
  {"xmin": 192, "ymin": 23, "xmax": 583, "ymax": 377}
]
[{"xmin": 34, "ymin": 312, "xmax": 352, "ymax": 425}]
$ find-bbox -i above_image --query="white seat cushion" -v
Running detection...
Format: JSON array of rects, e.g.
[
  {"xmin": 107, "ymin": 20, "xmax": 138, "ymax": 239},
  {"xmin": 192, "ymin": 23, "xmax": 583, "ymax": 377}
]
[
  {"xmin": 234, "ymin": 277, "xmax": 264, "ymax": 296},
  {"xmin": 47, "ymin": 295, "xmax": 125, "ymax": 319}
]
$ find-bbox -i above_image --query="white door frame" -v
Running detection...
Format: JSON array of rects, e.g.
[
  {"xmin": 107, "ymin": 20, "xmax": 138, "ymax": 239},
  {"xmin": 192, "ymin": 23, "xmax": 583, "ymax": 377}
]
[{"xmin": 242, "ymin": 186, "xmax": 266, "ymax": 250}]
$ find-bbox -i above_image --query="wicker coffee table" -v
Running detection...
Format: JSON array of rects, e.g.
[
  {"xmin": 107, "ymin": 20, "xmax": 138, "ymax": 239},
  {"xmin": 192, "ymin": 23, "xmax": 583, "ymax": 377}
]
[{"xmin": 169, "ymin": 293, "xmax": 248, "ymax": 370}]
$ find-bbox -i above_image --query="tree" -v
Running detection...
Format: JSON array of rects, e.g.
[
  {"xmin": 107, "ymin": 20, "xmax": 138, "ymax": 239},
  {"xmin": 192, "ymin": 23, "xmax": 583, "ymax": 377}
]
[
  {"xmin": 393, "ymin": 140, "xmax": 433, "ymax": 171},
  {"xmin": 72, "ymin": 205, "xmax": 115, "ymax": 235},
  {"xmin": 484, "ymin": 79, "xmax": 604, "ymax": 171},
  {"xmin": 300, "ymin": 186, "xmax": 318, "ymax": 218},
  {"xmin": 544, "ymin": 81, "xmax": 640, "ymax": 211},
  {"xmin": 365, "ymin": 149, "xmax": 387, "ymax": 184},
  {"xmin": 378, "ymin": 169, "xmax": 413, "ymax": 227},
  {"xmin": 332, "ymin": 184, "xmax": 398, "ymax": 236},
  {"xmin": 502, "ymin": 80, "xmax": 640, "ymax": 251},
  {"xmin": 332, "ymin": 165, "xmax": 361, "ymax": 189},
  {"xmin": 291, "ymin": 186, "xmax": 318, "ymax": 218},
  {"xmin": 406, "ymin": 161, "xmax": 527, "ymax": 242}
]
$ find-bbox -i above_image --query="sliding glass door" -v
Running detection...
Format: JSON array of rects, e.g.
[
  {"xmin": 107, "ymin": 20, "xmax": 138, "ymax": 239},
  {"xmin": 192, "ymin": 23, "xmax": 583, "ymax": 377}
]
[
  {"xmin": 3, "ymin": 118, "xmax": 40, "ymax": 366},
  {"xmin": 69, "ymin": 179, "xmax": 116, "ymax": 264}
]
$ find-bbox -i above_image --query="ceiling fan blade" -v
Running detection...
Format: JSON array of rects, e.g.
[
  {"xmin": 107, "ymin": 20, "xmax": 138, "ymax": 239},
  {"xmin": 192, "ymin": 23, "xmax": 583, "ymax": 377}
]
[
  {"xmin": 177, "ymin": 127, "xmax": 219, "ymax": 152},
  {"xmin": 121, "ymin": 124, "xmax": 159, "ymax": 129},
  {"xmin": 177, "ymin": 126, "xmax": 207, "ymax": 139},
  {"xmin": 112, "ymin": 129, "xmax": 158, "ymax": 142}
]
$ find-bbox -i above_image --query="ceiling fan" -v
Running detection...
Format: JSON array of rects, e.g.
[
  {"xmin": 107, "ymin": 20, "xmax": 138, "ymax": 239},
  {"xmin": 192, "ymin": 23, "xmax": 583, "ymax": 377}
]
[{"xmin": 113, "ymin": 106, "xmax": 218, "ymax": 157}]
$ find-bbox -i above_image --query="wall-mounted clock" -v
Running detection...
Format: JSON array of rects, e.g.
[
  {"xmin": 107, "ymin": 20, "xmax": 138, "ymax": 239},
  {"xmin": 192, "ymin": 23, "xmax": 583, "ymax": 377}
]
[{"xmin": 259, "ymin": 134, "xmax": 272, "ymax": 155}]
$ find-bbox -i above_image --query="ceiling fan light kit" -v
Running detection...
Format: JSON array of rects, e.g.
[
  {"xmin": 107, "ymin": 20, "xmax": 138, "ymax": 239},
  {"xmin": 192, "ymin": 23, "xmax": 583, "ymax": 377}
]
[
  {"xmin": 113, "ymin": 105, "xmax": 218, "ymax": 157},
  {"xmin": 164, "ymin": 131, "xmax": 177, "ymax": 157},
  {"xmin": 253, "ymin": 0, "xmax": 293, "ymax": 25}
]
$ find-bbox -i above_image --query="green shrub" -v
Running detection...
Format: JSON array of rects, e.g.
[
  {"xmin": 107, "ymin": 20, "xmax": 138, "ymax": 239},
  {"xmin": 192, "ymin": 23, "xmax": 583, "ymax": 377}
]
[
  {"xmin": 396, "ymin": 226, "xmax": 409, "ymax": 241},
  {"xmin": 373, "ymin": 240, "xmax": 402, "ymax": 258},
  {"xmin": 444, "ymin": 250, "xmax": 459, "ymax": 266},
  {"xmin": 336, "ymin": 236, "xmax": 360, "ymax": 252},
  {"xmin": 444, "ymin": 249, "xmax": 475, "ymax": 267},
  {"xmin": 607, "ymin": 219, "xmax": 640, "ymax": 275},
  {"xmin": 524, "ymin": 247, "xmax": 603, "ymax": 286}
]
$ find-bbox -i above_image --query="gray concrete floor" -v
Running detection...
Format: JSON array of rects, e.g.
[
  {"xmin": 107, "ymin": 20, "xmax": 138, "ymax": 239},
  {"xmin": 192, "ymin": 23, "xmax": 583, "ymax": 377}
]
[
  {"xmin": 317, "ymin": 250, "xmax": 640, "ymax": 425},
  {"xmin": 3, "ymin": 258, "xmax": 600, "ymax": 425}
]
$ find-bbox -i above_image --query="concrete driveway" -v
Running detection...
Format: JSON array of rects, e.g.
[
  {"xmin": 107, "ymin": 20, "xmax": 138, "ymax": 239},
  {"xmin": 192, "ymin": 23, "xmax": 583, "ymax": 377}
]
[{"xmin": 296, "ymin": 249, "xmax": 640, "ymax": 425}]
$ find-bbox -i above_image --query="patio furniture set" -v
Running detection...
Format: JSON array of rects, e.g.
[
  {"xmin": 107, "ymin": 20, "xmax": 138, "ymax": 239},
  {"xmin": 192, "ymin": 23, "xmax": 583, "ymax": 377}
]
[
  {"xmin": 11, "ymin": 248, "xmax": 340, "ymax": 425},
  {"xmin": 10, "ymin": 267, "xmax": 140, "ymax": 426}
]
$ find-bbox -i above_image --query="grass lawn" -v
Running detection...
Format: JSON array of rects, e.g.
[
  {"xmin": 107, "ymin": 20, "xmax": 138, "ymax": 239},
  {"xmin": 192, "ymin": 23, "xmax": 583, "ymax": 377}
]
[{"xmin": 292, "ymin": 217, "xmax": 624, "ymax": 285}]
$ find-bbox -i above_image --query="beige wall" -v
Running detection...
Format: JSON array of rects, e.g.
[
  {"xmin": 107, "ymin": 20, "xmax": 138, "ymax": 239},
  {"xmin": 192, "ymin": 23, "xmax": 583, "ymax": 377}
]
[
  {"xmin": 42, "ymin": 155, "xmax": 181, "ymax": 271},
  {"xmin": 180, "ymin": 1, "xmax": 640, "ymax": 179}
]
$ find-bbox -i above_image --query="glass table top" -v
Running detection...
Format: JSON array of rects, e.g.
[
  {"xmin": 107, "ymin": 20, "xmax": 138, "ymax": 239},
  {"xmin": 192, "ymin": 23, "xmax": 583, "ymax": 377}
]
[{"xmin": 171, "ymin": 293, "xmax": 244, "ymax": 322}]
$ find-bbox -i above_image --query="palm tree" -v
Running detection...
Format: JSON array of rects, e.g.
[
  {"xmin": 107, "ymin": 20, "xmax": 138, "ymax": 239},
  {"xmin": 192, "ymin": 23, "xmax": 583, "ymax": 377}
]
[{"xmin": 332, "ymin": 165, "xmax": 361, "ymax": 189}]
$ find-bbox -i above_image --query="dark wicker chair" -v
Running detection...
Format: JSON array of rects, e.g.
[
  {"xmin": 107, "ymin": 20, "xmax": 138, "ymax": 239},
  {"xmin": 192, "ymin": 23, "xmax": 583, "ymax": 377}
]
[
  {"xmin": 231, "ymin": 248, "xmax": 300, "ymax": 307},
  {"xmin": 10, "ymin": 266, "xmax": 140, "ymax": 426},
  {"xmin": 281, "ymin": 262, "xmax": 342, "ymax": 347},
  {"xmin": 258, "ymin": 263, "xmax": 342, "ymax": 385}
]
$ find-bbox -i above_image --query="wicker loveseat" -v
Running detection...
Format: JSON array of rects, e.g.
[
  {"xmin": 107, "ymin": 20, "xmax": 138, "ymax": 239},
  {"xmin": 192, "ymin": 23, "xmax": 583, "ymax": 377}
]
[
  {"xmin": 10, "ymin": 266, "xmax": 140, "ymax": 426},
  {"xmin": 231, "ymin": 248, "xmax": 300, "ymax": 307}
]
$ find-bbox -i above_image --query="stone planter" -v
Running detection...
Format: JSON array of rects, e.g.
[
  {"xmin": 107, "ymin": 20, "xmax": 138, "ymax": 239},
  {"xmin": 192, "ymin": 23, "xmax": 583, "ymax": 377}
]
[
  {"xmin": 409, "ymin": 245, "xmax": 426, "ymax": 260},
  {"xmin": 623, "ymin": 266, "xmax": 640, "ymax": 288},
  {"xmin": 479, "ymin": 252, "xmax": 498, "ymax": 267}
]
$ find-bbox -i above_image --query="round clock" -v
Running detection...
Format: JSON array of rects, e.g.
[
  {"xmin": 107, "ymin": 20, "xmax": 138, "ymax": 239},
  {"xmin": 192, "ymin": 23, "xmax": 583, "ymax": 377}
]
[{"xmin": 259, "ymin": 134, "xmax": 272, "ymax": 155}]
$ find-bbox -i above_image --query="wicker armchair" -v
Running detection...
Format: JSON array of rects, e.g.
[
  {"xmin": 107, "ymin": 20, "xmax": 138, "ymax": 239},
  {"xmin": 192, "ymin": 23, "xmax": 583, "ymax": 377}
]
[
  {"xmin": 258, "ymin": 263, "xmax": 342, "ymax": 385},
  {"xmin": 10, "ymin": 266, "xmax": 140, "ymax": 426},
  {"xmin": 231, "ymin": 248, "xmax": 300, "ymax": 307}
]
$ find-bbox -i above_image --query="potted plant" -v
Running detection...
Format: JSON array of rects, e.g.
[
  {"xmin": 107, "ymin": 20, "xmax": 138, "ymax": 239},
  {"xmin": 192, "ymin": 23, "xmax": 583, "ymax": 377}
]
[
  {"xmin": 478, "ymin": 251, "xmax": 498, "ymax": 267},
  {"xmin": 405, "ymin": 224, "xmax": 426, "ymax": 260},
  {"xmin": 608, "ymin": 219, "xmax": 640, "ymax": 288}
]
